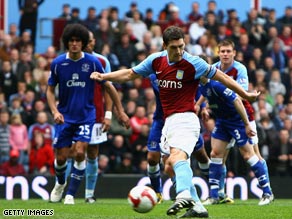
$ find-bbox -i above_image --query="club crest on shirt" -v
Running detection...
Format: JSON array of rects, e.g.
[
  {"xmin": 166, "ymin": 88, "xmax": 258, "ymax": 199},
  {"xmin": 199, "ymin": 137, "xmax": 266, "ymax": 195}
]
[
  {"xmin": 176, "ymin": 70, "xmax": 184, "ymax": 80},
  {"xmin": 81, "ymin": 63, "xmax": 90, "ymax": 72},
  {"xmin": 72, "ymin": 73, "xmax": 79, "ymax": 80}
]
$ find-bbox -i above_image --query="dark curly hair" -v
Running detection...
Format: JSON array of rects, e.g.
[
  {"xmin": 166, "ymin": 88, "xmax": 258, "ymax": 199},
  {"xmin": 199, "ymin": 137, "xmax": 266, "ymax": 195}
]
[{"xmin": 62, "ymin": 23, "xmax": 89, "ymax": 51}]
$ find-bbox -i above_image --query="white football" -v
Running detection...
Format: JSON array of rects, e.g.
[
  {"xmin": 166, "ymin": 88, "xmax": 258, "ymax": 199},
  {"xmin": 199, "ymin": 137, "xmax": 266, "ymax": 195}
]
[{"xmin": 127, "ymin": 185, "xmax": 157, "ymax": 213}]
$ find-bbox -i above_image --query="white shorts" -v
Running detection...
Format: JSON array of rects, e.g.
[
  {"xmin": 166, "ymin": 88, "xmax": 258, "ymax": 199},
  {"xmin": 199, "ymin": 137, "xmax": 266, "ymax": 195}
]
[
  {"xmin": 160, "ymin": 112, "xmax": 200, "ymax": 157},
  {"xmin": 89, "ymin": 123, "xmax": 108, "ymax": 145},
  {"xmin": 226, "ymin": 120, "xmax": 259, "ymax": 149}
]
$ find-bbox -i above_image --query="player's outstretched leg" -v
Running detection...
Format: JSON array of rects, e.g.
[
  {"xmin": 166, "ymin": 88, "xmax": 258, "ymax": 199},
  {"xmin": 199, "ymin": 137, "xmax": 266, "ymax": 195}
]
[{"xmin": 50, "ymin": 159, "xmax": 67, "ymax": 202}]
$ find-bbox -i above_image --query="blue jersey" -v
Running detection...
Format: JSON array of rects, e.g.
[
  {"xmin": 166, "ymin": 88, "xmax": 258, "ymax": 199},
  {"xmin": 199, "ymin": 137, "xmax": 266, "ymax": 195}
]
[
  {"xmin": 48, "ymin": 52, "xmax": 104, "ymax": 124},
  {"xmin": 149, "ymin": 74, "xmax": 163, "ymax": 120},
  {"xmin": 199, "ymin": 79, "xmax": 251, "ymax": 146},
  {"xmin": 199, "ymin": 79, "xmax": 240, "ymax": 123},
  {"xmin": 132, "ymin": 51, "xmax": 216, "ymax": 118}
]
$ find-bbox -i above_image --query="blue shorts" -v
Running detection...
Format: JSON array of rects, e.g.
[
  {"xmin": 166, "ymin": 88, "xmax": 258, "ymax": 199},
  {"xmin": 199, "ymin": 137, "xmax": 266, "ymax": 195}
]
[
  {"xmin": 53, "ymin": 121, "xmax": 95, "ymax": 148},
  {"xmin": 147, "ymin": 119, "xmax": 164, "ymax": 152},
  {"xmin": 212, "ymin": 119, "xmax": 252, "ymax": 147},
  {"xmin": 194, "ymin": 134, "xmax": 204, "ymax": 152}
]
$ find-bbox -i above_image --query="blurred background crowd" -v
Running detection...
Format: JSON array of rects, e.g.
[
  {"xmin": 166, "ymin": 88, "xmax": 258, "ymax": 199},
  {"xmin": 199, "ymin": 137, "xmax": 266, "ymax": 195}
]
[{"xmin": 0, "ymin": 1, "xmax": 291, "ymax": 179}]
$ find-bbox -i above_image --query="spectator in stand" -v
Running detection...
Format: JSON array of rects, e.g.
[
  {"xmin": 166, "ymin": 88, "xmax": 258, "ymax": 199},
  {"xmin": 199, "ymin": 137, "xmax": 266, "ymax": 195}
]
[
  {"xmin": 124, "ymin": 1, "xmax": 143, "ymax": 22},
  {"xmin": 83, "ymin": 6, "xmax": 99, "ymax": 33},
  {"xmin": 128, "ymin": 10, "xmax": 148, "ymax": 43},
  {"xmin": 248, "ymin": 22, "xmax": 269, "ymax": 51},
  {"xmin": 242, "ymin": 8, "xmax": 259, "ymax": 34},
  {"xmin": 269, "ymin": 128, "xmax": 292, "ymax": 176},
  {"xmin": 279, "ymin": 25, "xmax": 292, "ymax": 58},
  {"xmin": 16, "ymin": 49, "xmax": 35, "ymax": 81},
  {"xmin": 0, "ymin": 60, "xmax": 18, "ymax": 102},
  {"xmin": 18, "ymin": 0, "xmax": 44, "ymax": 47},
  {"xmin": 40, "ymin": 46, "xmax": 57, "ymax": 70},
  {"xmin": 100, "ymin": 43, "xmax": 120, "ymax": 71},
  {"xmin": 0, "ymin": 149, "xmax": 26, "ymax": 176},
  {"xmin": 189, "ymin": 16, "xmax": 206, "ymax": 44},
  {"xmin": 193, "ymin": 34, "xmax": 214, "ymax": 57},
  {"xmin": 66, "ymin": 8, "xmax": 83, "ymax": 25},
  {"xmin": 266, "ymin": 26, "xmax": 285, "ymax": 51},
  {"xmin": 9, "ymin": 81, "xmax": 26, "ymax": 106},
  {"xmin": 204, "ymin": 11, "xmax": 219, "ymax": 36},
  {"xmin": 204, "ymin": 0, "xmax": 224, "ymax": 23},
  {"xmin": 129, "ymin": 105, "xmax": 149, "ymax": 144},
  {"xmin": 94, "ymin": 18, "xmax": 115, "ymax": 53},
  {"xmin": 32, "ymin": 56, "xmax": 48, "ymax": 82},
  {"xmin": 0, "ymin": 34, "xmax": 14, "ymax": 60},
  {"xmin": 135, "ymin": 31, "xmax": 152, "ymax": 55},
  {"xmin": 98, "ymin": 154, "xmax": 110, "ymax": 175},
  {"xmin": 131, "ymin": 123, "xmax": 149, "ymax": 169},
  {"xmin": 251, "ymin": 47, "xmax": 265, "ymax": 69},
  {"xmin": 8, "ymin": 23, "xmax": 20, "ymax": 46},
  {"xmin": 266, "ymin": 38, "xmax": 288, "ymax": 73},
  {"xmin": 158, "ymin": 2, "xmax": 175, "ymax": 23},
  {"xmin": 9, "ymin": 114, "xmax": 29, "ymax": 172},
  {"xmin": 144, "ymin": 8, "xmax": 155, "ymax": 30},
  {"xmin": 187, "ymin": 1, "xmax": 203, "ymax": 23},
  {"xmin": 235, "ymin": 33, "xmax": 254, "ymax": 63},
  {"xmin": 21, "ymin": 89, "xmax": 36, "ymax": 127},
  {"xmin": 114, "ymin": 32, "xmax": 138, "ymax": 68},
  {"xmin": 59, "ymin": 3, "xmax": 71, "ymax": 20},
  {"xmin": 108, "ymin": 7, "xmax": 125, "ymax": 44},
  {"xmin": 0, "ymin": 93, "xmax": 7, "ymax": 111},
  {"xmin": 273, "ymin": 93, "xmax": 286, "ymax": 115},
  {"xmin": 15, "ymin": 30, "xmax": 33, "ymax": 52},
  {"xmin": 165, "ymin": 5, "xmax": 185, "ymax": 32},
  {"xmin": 8, "ymin": 97, "xmax": 25, "ymax": 116},
  {"xmin": 9, "ymin": 48, "xmax": 21, "ymax": 77},
  {"xmin": 264, "ymin": 9, "xmax": 282, "ymax": 33},
  {"xmin": 108, "ymin": 134, "xmax": 129, "ymax": 172},
  {"xmin": 216, "ymin": 23, "xmax": 228, "ymax": 43},
  {"xmin": 29, "ymin": 132, "xmax": 54, "ymax": 175},
  {"xmin": 286, "ymin": 101, "xmax": 292, "ymax": 120},
  {"xmin": 268, "ymin": 69, "xmax": 286, "ymax": 99},
  {"xmin": 28, "ymin": 111, "xmax": 54, "ymax": 149},
  {"xmin": 150, "ymin": 25, "xmax": 163, "ymax": 52},
  {"xmin": 114, "ymin": 152, "xmax": 136, "ymax": 174},
  {"xmin": 0, "ymin": 109, "xmax": 10, "ymax": 164},
  {"xmin": 277, "ymin": 6, "xmax": 292, "ymax": 26}
]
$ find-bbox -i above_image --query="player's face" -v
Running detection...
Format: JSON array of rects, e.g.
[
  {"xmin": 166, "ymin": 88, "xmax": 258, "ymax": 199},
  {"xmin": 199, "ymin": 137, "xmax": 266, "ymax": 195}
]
[
  {"xmin": 68, "ymin": 37, "xmax": 83, "ymax": 55},
  {"xmin": 164, "ymin": 38, "xmax": 185, "ymax": 63},
  {"xmin": 218, "ymin": 45, "xmax": 236, "ymax": 66},
  {"xmin": 85, "ymin": 33, "xmax": 95, "ymax": 53}
]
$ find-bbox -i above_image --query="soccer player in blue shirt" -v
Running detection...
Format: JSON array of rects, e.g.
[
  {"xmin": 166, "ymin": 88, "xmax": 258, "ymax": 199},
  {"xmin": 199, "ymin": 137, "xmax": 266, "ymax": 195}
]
[
  {"xmin": 197, "ymin": 75, "xmax": 273, "ymax": 207},
  {"xmin": 91, "ymin": 26, "xmax": 259, "ymax": 216},
  {"xmin": 47, "ymin": 24, "xmax": 129, "ymax": 204}
]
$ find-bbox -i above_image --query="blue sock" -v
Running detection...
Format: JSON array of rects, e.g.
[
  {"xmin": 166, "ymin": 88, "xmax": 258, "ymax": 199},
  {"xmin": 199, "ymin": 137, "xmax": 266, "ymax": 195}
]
[
  {"xmin": 261, "ymin": 159, "xmax": 271, "ymax": 190},
  {"xmin": 209, "ymin": 159, "xmax": 222, "ymax": 199},
  {"xmin": 147, "ymin": 164, "xmax": 162, "ymax": 193},
  {"xmin": 85, "ymin": 158, "xmax": 98, "ymax": 198},
  {"xmin": 248, "ymin": 155, "xmax": 271, "ymax": 195},
  {"xmin": 54, "ymin": 159, "xmax": 67, "ymax": 185},
  {"xmin": 218, "ymin": 165, "xmax": 227, "ymax": 198},
  {"xmin": 66, "ymin": 160, "xmax": 86, "ymax": 196},
  {"xmin": 173, "ymin": 160, "xmax": 193, "ymax": 195}
]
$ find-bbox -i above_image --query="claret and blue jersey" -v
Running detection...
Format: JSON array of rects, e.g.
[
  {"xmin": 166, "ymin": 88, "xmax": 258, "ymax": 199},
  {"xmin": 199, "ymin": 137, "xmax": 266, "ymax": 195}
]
[{"xmin": 132, "ymin": 51, "xmax": 217, "ymax": 119}]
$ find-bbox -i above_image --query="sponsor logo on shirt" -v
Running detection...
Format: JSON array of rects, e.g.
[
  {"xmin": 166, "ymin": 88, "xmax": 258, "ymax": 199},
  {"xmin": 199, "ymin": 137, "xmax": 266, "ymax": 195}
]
[
  {"xmin": 158, "ymin": 79, "xmax": 182, "ymax": 89},
  {"xmin": 67, "ymin": 73, "xmax": 86, "ymax": 87}
]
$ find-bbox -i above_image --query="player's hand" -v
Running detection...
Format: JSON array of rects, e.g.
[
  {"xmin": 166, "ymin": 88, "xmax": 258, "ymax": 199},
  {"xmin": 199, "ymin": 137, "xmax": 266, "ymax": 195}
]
[
  {"xmin": 102, "ymin": 118, "xmax": 111, "ymax": 132},
  {"xmin": 194, "ymin": 104, "xmax": 200, "ymax": 115},
  {"xmin": 117, "ymin": 111, "xmax": 130, "ymax": 129},
  {"xmin": 245, "ymin": 124, "xmax": 256, "ymax": 138},
  {"xmin": 201, "ymin": 108, "xmax": 210, "ymax": 121},
  {"xmin": 53, "ymin": 111, "xmax": 64, "ymax": 124},
  {"xmin": 90, "ymin": 72, "xmax": 103, "ymax": 81},
  {"xmin": 245, "ymin": 90, "xmax": 261, "ymax": 102}
]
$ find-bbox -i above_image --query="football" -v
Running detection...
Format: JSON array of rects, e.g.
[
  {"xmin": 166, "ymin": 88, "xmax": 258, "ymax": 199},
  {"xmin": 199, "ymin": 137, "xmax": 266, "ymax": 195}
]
[{"xmin": 127, "ymin": 185, "xmax": 157, "ymax": 213}]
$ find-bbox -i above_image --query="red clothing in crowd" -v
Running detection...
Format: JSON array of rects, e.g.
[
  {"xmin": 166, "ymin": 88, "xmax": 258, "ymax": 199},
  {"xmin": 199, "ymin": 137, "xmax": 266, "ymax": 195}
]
[{"xmin": 0, "ymin": 161, "xmax": 26, "ymax": 176}]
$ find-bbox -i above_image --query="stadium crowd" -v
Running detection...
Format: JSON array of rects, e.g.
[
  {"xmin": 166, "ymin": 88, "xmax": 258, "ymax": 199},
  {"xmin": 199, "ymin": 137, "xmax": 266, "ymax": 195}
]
[{"xmin": 0, "ymin": 1, "xmax": 292, "ymax": 178}]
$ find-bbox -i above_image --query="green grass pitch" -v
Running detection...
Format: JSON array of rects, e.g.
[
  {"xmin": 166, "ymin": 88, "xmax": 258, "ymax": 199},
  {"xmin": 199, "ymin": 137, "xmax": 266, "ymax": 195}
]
[{"xmin": 0, "ymin": 199, "xmax": 291, "ymax": 219}]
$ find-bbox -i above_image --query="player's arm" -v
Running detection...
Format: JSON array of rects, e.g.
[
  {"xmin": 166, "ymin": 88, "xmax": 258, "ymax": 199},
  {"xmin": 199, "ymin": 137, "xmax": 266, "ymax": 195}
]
[
  {"xmin": 46, "ymin": 85, "xmax": 64, "ymax": 124},
  {"xmin": 212, "ymin": 69, "xmax": 260, "ymax": 102},
  {"xmin": 102, "ymin": 89, "xmax": 113, "ymax": 132},
  {"xmin": 103, "ymin": 81, "xmax": 130, "ymax": 129},
  {"xmin": 233, "ymin": 96, "xmax": 255, "ymax": 138},
  {"xmin": 91, "ymin": 69, "xmax": 141, "ymax": 83}
]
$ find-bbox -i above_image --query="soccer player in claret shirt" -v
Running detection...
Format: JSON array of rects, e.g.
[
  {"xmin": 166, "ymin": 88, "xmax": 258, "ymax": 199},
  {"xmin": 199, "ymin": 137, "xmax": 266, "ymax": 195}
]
[
  {"xmin": 47, "ymin": 23, "xmax": 129, "ymax": 205},
  {"xmin": 90, "ymin": 26, "xmax": 259, "ymax": 216},
  {"xmin": 202, "ymin": 39, "xmax": 273, "ymax": 206}
]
